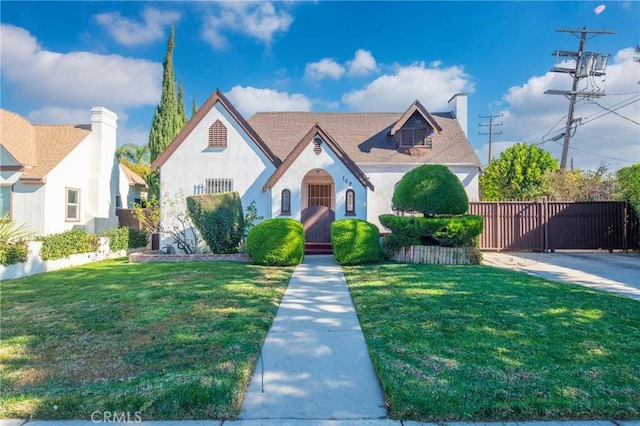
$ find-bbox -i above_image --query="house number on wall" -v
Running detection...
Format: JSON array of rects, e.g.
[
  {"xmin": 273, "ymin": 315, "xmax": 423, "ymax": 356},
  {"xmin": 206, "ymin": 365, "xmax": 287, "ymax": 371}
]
[{"xmin": 342, "ymin": 176, "xmax": 352, "ymax": 186}]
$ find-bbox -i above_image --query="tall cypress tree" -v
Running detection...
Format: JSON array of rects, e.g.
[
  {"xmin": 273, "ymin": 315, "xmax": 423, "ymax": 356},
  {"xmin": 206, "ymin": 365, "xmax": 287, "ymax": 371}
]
[
  {"xmin": 148, "ymin": 25, "xmax": 186, "ymax": 163},
  {"xmin": 191, "ymin": 96, "xmax": 198, "ymax": 119}
]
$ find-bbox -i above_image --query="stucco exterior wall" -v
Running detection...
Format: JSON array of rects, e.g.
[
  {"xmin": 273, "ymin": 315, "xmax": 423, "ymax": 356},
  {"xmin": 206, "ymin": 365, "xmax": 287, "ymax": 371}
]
[
  {"xmin": 268, "ymin": 138, "xmax": 367, "ymax": 221},
  {"xmin": 159, "ymin": 102, "xmax": 276, "ymax": 249},
  {"xmin": 360, "ymin": 163, "xmax": 480, "ymax": 229}
]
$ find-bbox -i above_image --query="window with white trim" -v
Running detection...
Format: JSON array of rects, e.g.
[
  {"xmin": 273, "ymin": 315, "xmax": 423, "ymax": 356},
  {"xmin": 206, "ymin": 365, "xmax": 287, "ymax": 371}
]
[
  {"xmin": 66, "ymin": 188, "xmax": 80, "ymax": 221},
  {"xmin": 205, "ymin": 178, "xmax": 233, "ymax": 194},
  {"xmin": 208, "ymin": 119, "xmax": 227, "ymax": 148},
  {"xmin": 0, "ymin": 186, "xmax": 11, "ymax": 217}
]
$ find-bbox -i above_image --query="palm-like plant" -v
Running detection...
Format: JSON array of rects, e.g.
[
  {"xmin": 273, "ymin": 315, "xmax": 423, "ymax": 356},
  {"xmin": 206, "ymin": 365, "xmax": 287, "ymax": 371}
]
[
  {"xmin": 116, "ymin": 144, "xmax": 150, "ymax": 165},
  {"xmin": 0, "ymin": 214, "xmax": 34, "ymax": 243}
]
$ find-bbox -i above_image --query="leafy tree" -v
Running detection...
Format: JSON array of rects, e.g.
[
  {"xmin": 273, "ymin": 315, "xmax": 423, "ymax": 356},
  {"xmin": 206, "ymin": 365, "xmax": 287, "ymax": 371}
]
[
  {"xmin": 615, "ymin": 163, "xmax": 640, "ymax": 215},
  {"xmin": 541, "ymin": 165, "xmax": 615, "ymax": 201},
  {"xmin": 148, "ymin": 26, "xmax": 186, "ymax": 163},
  {"xmin": 116, "ymin": 143, "xmax": 149, "ymax": 165},
  {"xmin": 191, "ymin": 96, "xmax": 198, "ymax": 118},
  {"xmin": 119, "ymin": 158, "xmax": 151, "ymax": 180},
  {"xmin": 480, "ymin": 142, "xmax": 559, "ymax": 200}
]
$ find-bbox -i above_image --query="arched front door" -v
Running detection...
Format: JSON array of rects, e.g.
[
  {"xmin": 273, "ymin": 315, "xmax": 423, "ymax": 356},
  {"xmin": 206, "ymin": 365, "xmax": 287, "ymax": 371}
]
[{"xmin": 300, "ymin": 169, "xmax": 335, "ymax": 243}]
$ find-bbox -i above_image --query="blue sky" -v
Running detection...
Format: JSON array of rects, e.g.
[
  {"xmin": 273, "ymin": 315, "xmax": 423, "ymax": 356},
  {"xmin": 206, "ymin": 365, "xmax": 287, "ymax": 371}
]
[{"xmin": 1, "ymin": 1, "xmax": 639, "ymax": 171}]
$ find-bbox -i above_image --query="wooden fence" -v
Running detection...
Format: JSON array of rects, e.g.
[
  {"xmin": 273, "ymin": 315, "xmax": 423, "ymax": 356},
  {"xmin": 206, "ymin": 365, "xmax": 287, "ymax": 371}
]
[
  {"xmin": 468, "ymin": 201, "xmax": 639, "ymax": 252},
  {"xmin": 116, "ymin": 208, "xmax": 143, "ymax": 230}
]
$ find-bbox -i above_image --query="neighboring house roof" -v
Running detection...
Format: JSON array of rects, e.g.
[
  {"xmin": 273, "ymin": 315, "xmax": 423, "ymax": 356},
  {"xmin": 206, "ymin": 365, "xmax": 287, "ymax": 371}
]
[
  {"xmin": 248, "ymin": 109, "xmax": 481, "ymax": 166},
  {"xmin": 152, "ymin": 89, "xmax": 282, "ymax": 170},
  {"xmin": 263, "ymin": 123, "xmax": 374, "ymax": 192},
  {"xmin": 1, "ymin": 109, "xmax": 36, "ymax": 166},
  {"xmin": 120, "ymin": 162, "xmax": 148, "ymax": 188},
  {"xmin": 0, "ymin": 108, "xmax": 91, "ymax": 183}
]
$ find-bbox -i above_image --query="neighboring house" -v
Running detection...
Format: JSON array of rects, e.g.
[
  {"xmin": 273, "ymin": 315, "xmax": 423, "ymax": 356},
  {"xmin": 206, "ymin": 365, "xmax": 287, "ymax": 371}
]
[
  {"xmin": 0, "ymin": 107, "xmax": 119, "ymax": 235},
  {"xmin": 117, "ymin": 161, "xmax": 148, "ymax": 208},
  {"xmin": 152, "ymin": 89, "xmax": 481, "ymax": 249}
]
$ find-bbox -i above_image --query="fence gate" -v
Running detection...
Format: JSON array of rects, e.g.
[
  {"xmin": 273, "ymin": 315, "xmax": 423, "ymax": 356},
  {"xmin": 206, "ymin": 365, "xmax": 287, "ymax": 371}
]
[{"xmin": 468, "ymin": 201, "xmax": 638, "ymax": 252}]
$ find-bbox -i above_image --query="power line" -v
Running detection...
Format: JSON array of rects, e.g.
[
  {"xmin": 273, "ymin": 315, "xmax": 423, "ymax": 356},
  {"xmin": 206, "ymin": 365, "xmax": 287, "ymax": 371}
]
[
  {"xmin": 544, "ymin": 27, "xmax": 616, "ymax": 170},
  {"xmin": 579, "ymin": 97, "xmax": 639, "ymax": 126},
  {"xmin": 589, "ymin": 100, "xmax": 640, "ymax": 125},
  {"xmin": 549, "ymin": 139, "xmax": 637, "ymax": 163},
  {"xmin": 479, "ymin": 113, "xmax": 503, "ymax": 164}
]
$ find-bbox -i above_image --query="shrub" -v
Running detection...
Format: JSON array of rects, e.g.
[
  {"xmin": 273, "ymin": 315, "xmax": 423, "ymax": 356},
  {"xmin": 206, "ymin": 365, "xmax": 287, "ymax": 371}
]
[
  {"xmin": 392, "ymin": 164, "xmax": 468, "ymax": 216},
  {"xmin": 103, "ymin": 227, "xmax": 128, "ymax": 252},
  {"xmin": 186, "ymin": 192, "xmax": 244, "ymax": 254},
  {"xmin": 380, "ymin": 214, "xmax": 483, "ymax": 254},
  {"xmin": 0, "ymin": 240, "xmax": 30, "ymax": 266},
  {"xmin": 39, "ymin": 229, "xmax": 100, "ymax": 261},
  {"xmin": 331, "ymin": 219, "xmax": 381, "ymax": 265},
  {"xmin": 0, "ymin": 215, "xmax": 33, "ymax": 265},
  {"xmin": 127, "ymin": 227, "xmax": 149, "ymax": 249},
  {"xmin": 246, "ymin": 219, "xmax": 304, "ymax": 266}
]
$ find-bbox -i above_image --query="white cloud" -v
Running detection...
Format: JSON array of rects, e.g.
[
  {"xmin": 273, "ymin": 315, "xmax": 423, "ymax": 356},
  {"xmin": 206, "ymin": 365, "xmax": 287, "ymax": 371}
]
[
  {"xmin": 492, "ymin": 47, "xmax": 640, "ymax": 171},
  {"xmin": 201, "ymin": 2, "xmax": 293, "ymax": 49},
  {"xmin": 0, "ymin": 24, "xmax": 161, "ymax": 110},
  {"xmin": 225, "ymin": 85, "xmax": 312, "ymax": 118},
  {"xmin": 94, "ymin": 7, "xmax": 180, "ymax": 47},
  {"xmin": 342, "ymin": 62, "xmax": 475, "ymax": 111},
  {"xmin": 305, "ymin": 58, "xmax": 345, "ymax": 81},
  {"xmin": 347, "ymin": 49, "xmax": 378, "ymax": 77}
]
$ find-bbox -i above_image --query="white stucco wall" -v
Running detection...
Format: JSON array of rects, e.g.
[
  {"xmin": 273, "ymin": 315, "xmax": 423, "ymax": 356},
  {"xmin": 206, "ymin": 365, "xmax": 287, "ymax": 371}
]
[
  {"xmin": 360, "ymin": 163, "xmax": 480, "ymax": 229},
  {"xmin": 269, "ymin": 137, "xmax": 368, "ymax": 221},
  {"xmin": 159, "ymin": 102, "xmax": 276, "ymax": 249}
]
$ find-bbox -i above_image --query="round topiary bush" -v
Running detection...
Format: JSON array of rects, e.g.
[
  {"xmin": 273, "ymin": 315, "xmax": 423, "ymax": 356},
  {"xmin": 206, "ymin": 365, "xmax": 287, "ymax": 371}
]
[
  {"xmin": 331, "ymin": 219, "xmax": 381, "ymax": 265},
  {"xmin": 392, "ymin": 164, "xmax": 468, "ymax": 216},
  {"xmin": 246, "ymin": 218, "xmax": 305, "ymax": 266}
]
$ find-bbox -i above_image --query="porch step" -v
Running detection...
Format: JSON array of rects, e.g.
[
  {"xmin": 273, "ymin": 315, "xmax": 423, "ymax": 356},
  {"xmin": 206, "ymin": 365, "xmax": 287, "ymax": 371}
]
[{"xmin": 305, "ymin": 242, "xmax": 333, "ymax": 255}]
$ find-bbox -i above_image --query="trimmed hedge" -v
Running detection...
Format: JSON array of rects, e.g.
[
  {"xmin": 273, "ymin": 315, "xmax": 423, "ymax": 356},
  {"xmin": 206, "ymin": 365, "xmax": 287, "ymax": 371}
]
[
  {"xmin": 331, "ymin": 219, "xmax": 381, "ymax": 265},
  {"xmin": 103, "ymin": 227, "xmax": 129, "ymax": 252},
  {"xmin": 186, "ymin": 192, "xmax": 244, "ymax": 254},
  {"xmin": 0, "ymin": 240, "xmax": 30, "ymax": 266},
  {"xmin": 127, "ymin": 227, "xmax": 149, "ymax": 249},
  {"xmin": 392, "ymin": 164, "xmax": 469, "ymax": 216},
  {"xmin": 380, "ymin": 214, "xmax": 483, "ymax": 253},
  {"xmin": 39, "ymin": 229, "xmax": 100, "ymax": 261},
  {"xmin": 246, "ymin": 219, "xmax": 304, "ymax": 266}
]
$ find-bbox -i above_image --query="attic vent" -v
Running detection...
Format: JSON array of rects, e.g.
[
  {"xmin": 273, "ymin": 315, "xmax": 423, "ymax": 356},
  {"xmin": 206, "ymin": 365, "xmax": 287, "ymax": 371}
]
[
  {"xmin": 313, "ymin": 137, "xmax": 322, "ymax": 155},
  {"xmin": 208, "ymin": 120, "xmax": 227, "ymax": 148}
]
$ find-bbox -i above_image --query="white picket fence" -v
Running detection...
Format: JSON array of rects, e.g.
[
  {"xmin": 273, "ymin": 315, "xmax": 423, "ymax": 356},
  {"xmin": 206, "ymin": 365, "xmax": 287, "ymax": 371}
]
[{"xmin": 391, "ymin": 245, "xmax": 477, "ymax": 265}]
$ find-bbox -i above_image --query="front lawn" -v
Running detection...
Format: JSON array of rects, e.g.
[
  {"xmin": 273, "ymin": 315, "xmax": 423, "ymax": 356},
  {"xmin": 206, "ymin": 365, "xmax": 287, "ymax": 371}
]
[
  {"xmin": 0, "ymin": 259, "xmax": 294, "ymax": 420},
  {"xmin": 343, "ymin": 263, "xmax": 640, "ymax": 421}
]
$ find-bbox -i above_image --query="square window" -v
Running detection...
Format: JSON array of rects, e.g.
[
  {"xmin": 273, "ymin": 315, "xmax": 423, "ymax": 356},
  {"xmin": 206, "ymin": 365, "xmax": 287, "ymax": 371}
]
[{"xmin": 66, "ymin": 188, "xmax": 80, "ymax": 221}]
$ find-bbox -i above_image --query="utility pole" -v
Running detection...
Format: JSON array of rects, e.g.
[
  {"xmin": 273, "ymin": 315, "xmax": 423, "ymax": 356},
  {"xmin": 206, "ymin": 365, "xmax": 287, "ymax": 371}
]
[
  {"xmin": 479, "ymin": 113, "xmax": 503, "ymax": 164},
  {"xmin": 544, "ymin": 27, "xmax": 615, "ymax": 171}
]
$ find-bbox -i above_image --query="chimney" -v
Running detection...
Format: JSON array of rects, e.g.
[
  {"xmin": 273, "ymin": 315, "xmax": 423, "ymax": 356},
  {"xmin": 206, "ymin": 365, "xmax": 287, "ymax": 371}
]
[
  {"xmin": 447, "ymin": 93, "xmax": 468, "ymax": 137},
  {"xmin": 90, "ymin": 107, "xmax": 118, "ymax": 229}
]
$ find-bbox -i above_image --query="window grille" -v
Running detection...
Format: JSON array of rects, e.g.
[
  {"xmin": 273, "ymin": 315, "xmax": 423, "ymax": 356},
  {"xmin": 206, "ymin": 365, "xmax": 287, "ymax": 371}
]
[
  {"xmin": 308, "ymin": 184, "xmax": 332, "ymax": 208},
  {"xmin": 204, "ymin": 178, "xmax": 233, "ymax": 194}
]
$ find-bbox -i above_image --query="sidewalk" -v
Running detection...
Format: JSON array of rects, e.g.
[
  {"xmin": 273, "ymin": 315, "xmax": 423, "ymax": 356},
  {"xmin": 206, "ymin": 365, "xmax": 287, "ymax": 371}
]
[{"xmin": 239, "ymin": 255, "xmax": 387, "ymax": 420}]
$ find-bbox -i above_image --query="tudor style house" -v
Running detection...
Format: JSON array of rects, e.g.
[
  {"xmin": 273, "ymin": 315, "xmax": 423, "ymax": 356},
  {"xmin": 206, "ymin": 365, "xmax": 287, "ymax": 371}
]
[
  {"xmin": 152, "ymin": 89, "xmax": 481, "ymax": 249},
  {"xmin": 0, "ymin": 107, "xmax": 119, "ymax": 235}
]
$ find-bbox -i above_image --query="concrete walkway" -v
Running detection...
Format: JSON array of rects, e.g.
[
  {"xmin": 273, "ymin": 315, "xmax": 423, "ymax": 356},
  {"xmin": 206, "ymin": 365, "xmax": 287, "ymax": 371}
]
[
  {"xmin": 239, "ymin": 255, "xmax": 387, "ymax": 420},
  {"xmin": 483, "ymin": 251, "xmax": 640, "ymax": 301}
]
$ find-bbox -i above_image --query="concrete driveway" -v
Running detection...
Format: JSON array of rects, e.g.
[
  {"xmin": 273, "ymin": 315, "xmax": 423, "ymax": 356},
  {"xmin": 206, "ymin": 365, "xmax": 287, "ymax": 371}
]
[{"xmin": 483, "ymin": 251, "xmax": 640, "ymax": 301}]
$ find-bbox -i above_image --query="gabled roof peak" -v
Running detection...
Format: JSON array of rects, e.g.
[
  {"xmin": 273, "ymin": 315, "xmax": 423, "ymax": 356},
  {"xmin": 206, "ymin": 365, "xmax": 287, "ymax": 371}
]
[{"xmin": 389, "ymin": 100, "xmax": 443, "ymax": 136}]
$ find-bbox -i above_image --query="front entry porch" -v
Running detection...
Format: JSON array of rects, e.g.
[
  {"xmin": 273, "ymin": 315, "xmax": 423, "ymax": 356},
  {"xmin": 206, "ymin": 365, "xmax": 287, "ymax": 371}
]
[{"xmin": 300, "ymin": 170, "xmax": 335, "ymax": 254}]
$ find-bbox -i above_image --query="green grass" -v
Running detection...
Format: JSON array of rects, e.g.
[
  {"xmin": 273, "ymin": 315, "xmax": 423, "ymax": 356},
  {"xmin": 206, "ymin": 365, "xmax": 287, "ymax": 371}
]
[
  {"xmin": 343, "ymin": 263, "xmax": 640, "ymax": 421},
  {"xmin": 0, "ymin": 259, "xmax": 294, "ymax": 420}
]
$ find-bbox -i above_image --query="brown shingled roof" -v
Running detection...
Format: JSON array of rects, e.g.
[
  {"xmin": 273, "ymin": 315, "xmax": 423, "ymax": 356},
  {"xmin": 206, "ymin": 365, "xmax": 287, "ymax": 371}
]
[
  {"xmin": 1, "ymin": 109, "xmax": 36, "ymax": 166},
  {"xmin": 120, "ymin": 162, "xmax": 148, "ymax": 188},
  {"xmin": 247, "ymin": 110, "xmax": 481, "ymax": 166},
  {"xmin": 1, "ymin": 108, "xmax": 91, "ymax": 182}
]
